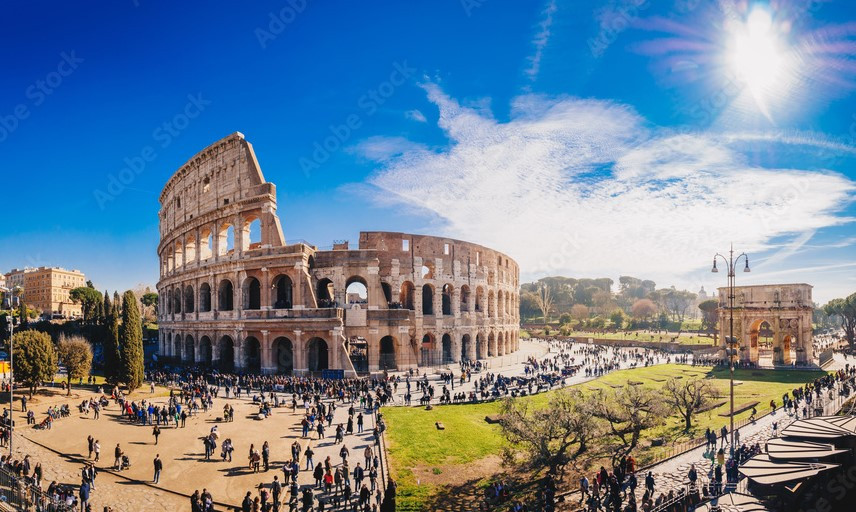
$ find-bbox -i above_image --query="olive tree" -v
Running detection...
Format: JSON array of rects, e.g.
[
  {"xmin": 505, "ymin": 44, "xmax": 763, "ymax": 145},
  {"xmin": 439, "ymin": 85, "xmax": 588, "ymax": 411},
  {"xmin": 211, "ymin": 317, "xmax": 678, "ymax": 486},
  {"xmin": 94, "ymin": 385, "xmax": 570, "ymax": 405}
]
[{"xmin": 57, "ymin": 335, "xmax": 93, "ymax": 395}]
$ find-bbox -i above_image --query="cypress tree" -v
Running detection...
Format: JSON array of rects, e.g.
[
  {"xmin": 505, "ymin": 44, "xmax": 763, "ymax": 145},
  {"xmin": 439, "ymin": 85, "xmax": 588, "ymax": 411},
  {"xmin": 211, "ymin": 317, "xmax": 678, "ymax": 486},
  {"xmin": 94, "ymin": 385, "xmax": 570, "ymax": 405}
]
[
  {"xmin": 104, "ymin": 292, "xmax": 122, "ymax": 386},
  {"xmin": 120, "ymin": 290, "xmax": 144, "ymax": 392},
  {"xmin": 18, "ymin": 299, "xmax": 28, "ymax": 327},
  {"xmin": 103, "ymin": 291, "xmax": 111, "ymax": 323}
]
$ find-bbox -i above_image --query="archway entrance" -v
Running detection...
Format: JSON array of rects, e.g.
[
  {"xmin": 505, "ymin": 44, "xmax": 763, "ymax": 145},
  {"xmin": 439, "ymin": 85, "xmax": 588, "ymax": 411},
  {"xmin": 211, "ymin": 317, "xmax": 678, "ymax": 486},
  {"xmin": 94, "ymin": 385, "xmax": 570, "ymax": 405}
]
[
  {"xmin": 244, "ymin": 337, "xmax": 261, "ymax": 372},
  {"xmin": 200, "ymin": 337, "xmax": 213, "ymax": 366},
  {"xmin": 379, "ymin": 336, "xmax": 397, "ymax": 371},
  {"xmin": 184, "ymin": 335, "xmax": 195, "ymax": 363},
  {"xmin": 476, "ymin": 333, "xmax": 484, "ymax": 359},
  {"xmin": 420, "ymin": 334, "xmax": 435, "ymax": 367},
  {"xmin": 461, "ymin": 334, "xmax": 471, "ymax": 362},
  {"xmin": 308, "ymin": 337, "xmax": 329, "ymax": 372},
  {"xmin": 274, "ymin": 337, "xmax": 293, "ymax": 374},
  {"xmin": 441, "ymin": 334, "xmax": 452, "ymax": 364},
  {"xmin": 218, "ymin": 336, "xmax": 234, "ymax": 371}
]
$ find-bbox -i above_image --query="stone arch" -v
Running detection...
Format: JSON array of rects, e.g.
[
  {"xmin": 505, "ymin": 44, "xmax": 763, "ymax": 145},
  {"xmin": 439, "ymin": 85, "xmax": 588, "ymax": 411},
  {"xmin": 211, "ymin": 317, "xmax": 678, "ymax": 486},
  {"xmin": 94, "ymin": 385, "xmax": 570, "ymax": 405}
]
[
  {"xmin": 476, "ymin": 332, "xmax": 485, "ymax": 359},
  {"xmin": 218, "ymin": 336, "xmax": 235, "ymax": 371},
  {"xmin": 184, "ymin": 233, "xmax": 197, "ymax": 264},
  {"xmin": 420, "ymin": 333, "xmax": 435, "ymax": 366},
  {"xmin": 422, "ymin": 284, "xmax": 435, "ymax": 315},
  {"xmin": 218, "ymin": 279, "xmax": 234, "ymax": 311},
  {"xmin": 272, "ymin": 274, "xmax": 293, "ymax": 309},
  {"xmin": 346, "ymin": 276, "xmax": 368, "ymax": 305},
  {"xmin": 317, "ymin": 278, "xmax": 335, "ymax": 308},
  {"xmin": 274, "ymin": 337, "xmax": 294, "ymax": 374},
  {"xmin": 441, "ymin": 284, "xmax": 453, "ymax": 316},
  {"xmin": 173, "ymin": 288, "xmax": 182, "ymax": 314},
  {"xmin": 243, "ymin": 336, "xmax": 261, "ymax": 372},
  {"xmin": 488, "ymin": 290, "xmax": 495, "ymax": 318},
  {"xmin": 307, "ymin": 337, "xmax": 329, "ymax": 372},
  {"xmin": 380, "ymin": 282, "xmax": 393, "ymax": 305},
  {"xmin": 199, "ymin": 282, "xmax": 212, "ymax": 312},
  {"xmin": 199, "ymin": 336, "xmax": 213, "ymax": 366},
  {"xmin": 184, "ymin": 285, "xmax": 195, "ymax": 313},
  {"xmin": 199, "ymin": 226, "xmax": 214, "ymax": 260},
  {"xmin": 441, "ymin": 333, "xmax": 452, "ymax": 363},
  {"xmin": 217, "ymin": 222, "xmax": 235, "ymax": 256},
  {"xmin": 497, "ymin": 332, "xmax": 505, "ymax": 356},
  {"xmin": 461, "ymin": 334, "xmax": 471, "ymax": 362},
  {"xmin": 475, "ymin": 286, "xmax": 485, "ymax": 313},
  {"xmin": 174, "ymin": 240, "xmax": 184, "ymax": 268},
  {"xmin": 488, "ymin": 332, "xmax": 496, "ymax": 357},
  {"xmin": 243, "ymin": 276, "xmax": 261, "ymax": 310},
  {"xmin": 460, "ymin": 285, "xmax": 471, "ymax": 313},
  {"xmin": 172, "ymin": 333, "xmax": 181, "ymax": 360},
  {"xmin": 400, "ymin": 281, "xmax": 415, "ymax": 310},
  {"xmin": 184, "ymin": 335, "xmax": 195, "ymax": 363},
  {"xmin": 497, "ymin": 290, "xmax": 504, "ymax": 317},
  {"xmin": 242, "ymin": 213, "xmax": 262, "ymax": 251},
  {"xmin": 379, "ymin": 335, "xmax": 397, "ymax": 371}
]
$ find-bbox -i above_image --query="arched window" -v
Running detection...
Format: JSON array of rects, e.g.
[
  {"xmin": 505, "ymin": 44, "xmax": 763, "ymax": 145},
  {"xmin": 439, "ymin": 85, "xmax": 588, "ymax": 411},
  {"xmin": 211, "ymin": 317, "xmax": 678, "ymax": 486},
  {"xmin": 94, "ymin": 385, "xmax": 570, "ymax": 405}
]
[
  {"xmin": 317, "ymin": 278, "xmax": 335, "ymax": 308},
  {"xmin": 243, "ymin": 337, "xmax": 261, "ymax": 372},
  {"xmin": 218, "ymin": 223, "xmax": 235, "ymax": 256},
  {"xmin": 274, "ymin": 337, "xmax": 294, "ymax": 374},
  {"xmin": 346, "ymin": 276, "xmax": 368, "ymax": 306},
  {"xmin": 460, "ymin": 285, "xmax": 471, "ymax": 312},
  {"xmin": 173, "ymin": 289, "xmax": 182, "ymax": 314},
  {"xmin": 400, "ymin": 281, "xmax": 415, "ymax": 310},
  {"xmin": 442, "ymin": 284, "xmax": 453, "ymax": 316},
  {"xmin": 272, "ymin": 275, "xmax": 293, "ymax": 309},
  {"xmin": 422, "ymin": 284, "xmax": 434, "ymax": 315},
  {"xmin": 218, "ymin": 336, "xmax": 234, "ymax": 371},
  {"xmin": 199, "ymin": 227, "xmax": 214, "ymax": 260},
  {"xmin": 184, "ymin": 285, "xmax": 195, "ymax": 313},
  {"xmin": 199, "ymin": 283, "xmax": 211, "ymax": 312},
  {"xmin": 218, "ymin": 279, "xmax": 234, "ymax": 311},
  {"xmin": 243, "ymin": 277, "xmax": 261, "ymax": 310},
  {"xmin": 242, "ymin": 215, "xmax": 262, "ymax": 251}
]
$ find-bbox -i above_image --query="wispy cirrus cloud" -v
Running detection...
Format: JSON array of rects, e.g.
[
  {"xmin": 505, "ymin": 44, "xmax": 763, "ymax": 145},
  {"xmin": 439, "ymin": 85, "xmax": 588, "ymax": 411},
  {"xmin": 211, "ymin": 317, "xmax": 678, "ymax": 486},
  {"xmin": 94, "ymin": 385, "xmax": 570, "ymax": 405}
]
[
  {"xmin": 364, "ymin": 83, "xmax": 856, "ymax": 287},
  {"xmin": 405, "ymin": 109, "xmax": 427, "ymax": 122},
  {"xmin": 524, "ymin": 0, "xmax": 557, "ymax": 82}
]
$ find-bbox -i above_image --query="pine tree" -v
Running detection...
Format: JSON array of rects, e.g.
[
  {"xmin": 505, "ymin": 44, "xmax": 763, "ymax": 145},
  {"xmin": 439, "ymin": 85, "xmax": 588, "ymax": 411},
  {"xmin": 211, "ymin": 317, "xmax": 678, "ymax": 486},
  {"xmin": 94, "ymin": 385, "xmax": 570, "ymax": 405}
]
[
  {"xmin": 104, "ymin": 292, "xmax": 122, "ymax": 386},
  {"xmin": 120, "ymin": 290, "xmax": 144, "ymax": 392}
]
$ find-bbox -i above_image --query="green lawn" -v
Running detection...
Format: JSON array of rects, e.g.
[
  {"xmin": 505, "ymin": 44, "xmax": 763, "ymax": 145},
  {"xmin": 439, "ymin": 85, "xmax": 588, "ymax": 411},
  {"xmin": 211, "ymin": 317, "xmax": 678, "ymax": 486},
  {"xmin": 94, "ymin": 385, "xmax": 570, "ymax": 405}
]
[
  {"xmin": 384, "ymin": 364, "xmax": 825, "ymax": 510},
  {"xmin": 566, "ymin": 330, "xmax": 716, "ymax": 345}
]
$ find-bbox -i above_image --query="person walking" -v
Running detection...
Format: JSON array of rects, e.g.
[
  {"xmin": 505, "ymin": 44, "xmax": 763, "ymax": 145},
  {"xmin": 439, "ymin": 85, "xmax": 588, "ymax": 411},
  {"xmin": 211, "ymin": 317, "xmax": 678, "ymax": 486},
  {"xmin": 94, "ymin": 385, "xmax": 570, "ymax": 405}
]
[
  {"xmin": 94, "ymin": 440, "xmax": 101, "ymax": 462},
  {"xmin": 153, "ymin": 424, "xmax": 161, "ymax": 445},
  {"xmin": 114, "ymin": 443, "xmax": 123, "ymax": 470},
  {"xmin": 87, "ymin": 435, "xmax": 94, "ymax": 459},
  {"xmin": 153, "ymin": 454, "xmax": 163, "ymax": 484}
]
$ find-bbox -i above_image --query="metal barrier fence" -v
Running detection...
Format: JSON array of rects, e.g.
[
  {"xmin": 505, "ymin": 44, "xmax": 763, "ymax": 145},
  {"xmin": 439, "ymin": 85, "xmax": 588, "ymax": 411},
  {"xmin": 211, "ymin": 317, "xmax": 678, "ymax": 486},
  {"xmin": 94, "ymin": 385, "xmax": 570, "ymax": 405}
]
[{"xmin": 0, "ymin": 465, "xmax": 74, "ymax": 511}]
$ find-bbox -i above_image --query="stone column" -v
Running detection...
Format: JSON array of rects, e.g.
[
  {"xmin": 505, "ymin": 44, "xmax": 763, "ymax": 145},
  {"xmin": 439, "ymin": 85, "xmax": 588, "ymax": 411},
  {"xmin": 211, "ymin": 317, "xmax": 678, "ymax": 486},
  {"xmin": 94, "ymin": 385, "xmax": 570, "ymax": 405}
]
[
  {"xmin": 293, "ymin": 330, "xmax": 306, "ymax": 373},
  {"xmin": 261, "ymin": 330, "xmax": 272, "ymax": 373},
  {"xmin": 368, "ymin": 333, "xmax": 380, "ymax": 372}
]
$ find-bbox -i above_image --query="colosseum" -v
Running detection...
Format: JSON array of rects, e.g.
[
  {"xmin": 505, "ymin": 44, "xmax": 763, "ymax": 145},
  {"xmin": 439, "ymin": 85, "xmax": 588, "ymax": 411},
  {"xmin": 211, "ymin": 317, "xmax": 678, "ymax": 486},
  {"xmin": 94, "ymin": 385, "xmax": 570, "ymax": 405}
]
[{"xmin": 156, "ymin": 132, "xmax": 520, "ymax": 376}]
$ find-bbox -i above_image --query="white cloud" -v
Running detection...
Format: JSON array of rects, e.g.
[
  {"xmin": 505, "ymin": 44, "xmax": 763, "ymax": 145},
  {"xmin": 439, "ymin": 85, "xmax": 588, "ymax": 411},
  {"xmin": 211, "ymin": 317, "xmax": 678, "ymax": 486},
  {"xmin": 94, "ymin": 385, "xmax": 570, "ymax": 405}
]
[
  {"xmin": 405, "ymin": 109, "xmax": 427, "ymax": 122},
  {"xmin": 524, "ymin": 0, "xmax": 557, "ymax": 81},
  {"xmin": 366, "ymin": 85, "xmax": 856, "ymax": 287},
  {"xmin": 350, "ymin": 136, "xmax": 427, "ymax": 162}
]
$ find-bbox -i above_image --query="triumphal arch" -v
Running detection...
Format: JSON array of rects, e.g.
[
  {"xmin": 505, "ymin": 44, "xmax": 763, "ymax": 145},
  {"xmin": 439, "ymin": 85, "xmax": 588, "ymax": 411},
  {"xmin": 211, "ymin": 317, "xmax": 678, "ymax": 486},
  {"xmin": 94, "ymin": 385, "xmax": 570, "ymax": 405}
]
[{"xmin": 717, "ymin": 283, "xmax": 814, "ymax": 365}]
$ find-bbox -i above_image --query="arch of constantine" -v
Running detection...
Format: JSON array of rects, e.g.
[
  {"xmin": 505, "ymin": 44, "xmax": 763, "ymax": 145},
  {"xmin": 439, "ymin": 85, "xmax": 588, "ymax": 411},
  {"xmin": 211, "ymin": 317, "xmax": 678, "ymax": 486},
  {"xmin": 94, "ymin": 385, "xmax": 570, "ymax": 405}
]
[
  {"xmin": 717, "ymin": 283, "xmax": 814, "ymax": 366},
  {"xmin": 156, "ymin": 132, "xmax": 520, "ymax": 376}
]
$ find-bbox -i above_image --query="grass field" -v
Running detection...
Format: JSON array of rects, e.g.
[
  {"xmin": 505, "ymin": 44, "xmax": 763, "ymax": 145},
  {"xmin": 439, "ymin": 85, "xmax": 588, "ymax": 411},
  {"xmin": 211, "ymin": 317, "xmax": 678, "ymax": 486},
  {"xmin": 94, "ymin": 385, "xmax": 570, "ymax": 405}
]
[
  {"xmin": 565, "ymin": 331, "xmax": 716, "ymax": 345},
  {"xmin": 384, "ymin": 364, "xmax": 825, "ymax": 510}
]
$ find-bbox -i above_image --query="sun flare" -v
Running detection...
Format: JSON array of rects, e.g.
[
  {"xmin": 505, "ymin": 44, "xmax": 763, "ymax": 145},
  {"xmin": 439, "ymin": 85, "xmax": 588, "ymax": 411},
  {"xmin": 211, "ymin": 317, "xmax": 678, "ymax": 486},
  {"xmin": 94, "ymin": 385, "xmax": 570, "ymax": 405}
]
[{"xmin": 727, "ymin": 6, "xmax": 794, "ymax": 118}]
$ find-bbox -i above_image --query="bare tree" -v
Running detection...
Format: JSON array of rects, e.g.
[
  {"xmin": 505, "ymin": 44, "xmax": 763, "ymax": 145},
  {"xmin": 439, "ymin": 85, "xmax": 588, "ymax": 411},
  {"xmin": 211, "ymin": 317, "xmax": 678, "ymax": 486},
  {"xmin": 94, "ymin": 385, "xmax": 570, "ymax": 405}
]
[
  {"xmin": 570, "ymin": 304, "xmax": 590, "ymax": 328},
  {"xmin": 535, "ymin": 285, "xmax": 553, "ymax": 326},
  {"xmin": 499, "ymin": 389, "xmax": 599, "ymax": 476},
  {"xmin": 663, "ymin": 378, "xmax": 720, "ymax": 432},
  {"xmin": 591, "ymin": 385, "xmax": 669, "ymax": 463}
]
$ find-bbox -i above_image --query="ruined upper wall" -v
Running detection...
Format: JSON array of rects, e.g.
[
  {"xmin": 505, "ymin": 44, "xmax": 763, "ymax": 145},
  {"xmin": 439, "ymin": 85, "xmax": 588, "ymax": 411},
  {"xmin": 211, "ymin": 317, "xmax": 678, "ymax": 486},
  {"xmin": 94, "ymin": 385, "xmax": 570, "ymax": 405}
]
[
  {"xmin": 718, "ymin": 283, "xmax": 813, "ymax": 308},
  {"xmin": 158, "ymin": 132, "xmax": 274, "ymax": 236},
  {"xmin": 359, "ymin": 231, "xmax": 519, "ymax": 286}
]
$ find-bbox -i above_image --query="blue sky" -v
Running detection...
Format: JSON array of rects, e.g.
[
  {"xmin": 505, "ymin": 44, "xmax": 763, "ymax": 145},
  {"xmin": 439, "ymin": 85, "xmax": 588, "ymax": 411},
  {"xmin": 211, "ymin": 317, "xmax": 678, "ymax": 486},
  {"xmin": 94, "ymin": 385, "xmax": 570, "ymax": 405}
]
[{"xmin": 2, "ymin": 0, "xmax": 856, "ymax": 303}]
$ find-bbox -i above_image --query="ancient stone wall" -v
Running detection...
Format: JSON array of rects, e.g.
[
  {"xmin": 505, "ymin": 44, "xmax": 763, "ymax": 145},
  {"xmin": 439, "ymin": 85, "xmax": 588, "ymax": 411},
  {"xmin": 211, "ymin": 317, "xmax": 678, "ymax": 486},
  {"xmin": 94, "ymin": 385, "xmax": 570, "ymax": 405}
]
[{"xmin": 157, "ymin": 133, "xmax": 520, "ymax": 375}]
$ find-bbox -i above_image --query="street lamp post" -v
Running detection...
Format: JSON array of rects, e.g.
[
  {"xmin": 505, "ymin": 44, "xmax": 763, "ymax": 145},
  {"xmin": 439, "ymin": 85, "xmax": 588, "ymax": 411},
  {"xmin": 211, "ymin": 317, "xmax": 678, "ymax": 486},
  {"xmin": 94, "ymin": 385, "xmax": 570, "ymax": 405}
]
[
  {"xmin": 712, "ymin": 245, "xmax": 750, "ymax": 457},
  {"xmin": 0, "ymin": 285, "xmax": 15, "ymax": 457}
]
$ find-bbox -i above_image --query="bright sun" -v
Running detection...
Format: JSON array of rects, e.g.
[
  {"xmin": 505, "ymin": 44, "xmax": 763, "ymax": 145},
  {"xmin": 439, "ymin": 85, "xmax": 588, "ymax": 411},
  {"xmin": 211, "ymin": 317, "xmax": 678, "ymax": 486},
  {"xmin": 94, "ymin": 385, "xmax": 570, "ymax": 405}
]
[{"xmin": 728, "ymin": 6, "xmax": 793, "ymax": 118}]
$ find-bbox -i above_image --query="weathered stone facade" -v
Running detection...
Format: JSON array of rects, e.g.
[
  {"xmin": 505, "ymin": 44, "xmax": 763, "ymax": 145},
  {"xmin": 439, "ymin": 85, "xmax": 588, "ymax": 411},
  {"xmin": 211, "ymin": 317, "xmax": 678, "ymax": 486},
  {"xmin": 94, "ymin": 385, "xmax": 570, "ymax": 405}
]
[
  {"xmin": 717, "ymin": 283, "xmax": 813, "ymax": 365},
  {"xmin": 156, "ymin": 133, "xmax": 520, "ymax": 376}
]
